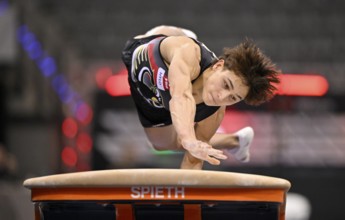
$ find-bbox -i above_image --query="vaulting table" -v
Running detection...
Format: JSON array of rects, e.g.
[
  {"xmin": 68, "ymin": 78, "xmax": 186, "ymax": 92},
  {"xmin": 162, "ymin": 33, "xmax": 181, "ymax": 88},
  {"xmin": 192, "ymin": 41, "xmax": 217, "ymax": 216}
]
[{"xmin": 24, "ymin": 169, "xmax": 291, "ymax": 220}]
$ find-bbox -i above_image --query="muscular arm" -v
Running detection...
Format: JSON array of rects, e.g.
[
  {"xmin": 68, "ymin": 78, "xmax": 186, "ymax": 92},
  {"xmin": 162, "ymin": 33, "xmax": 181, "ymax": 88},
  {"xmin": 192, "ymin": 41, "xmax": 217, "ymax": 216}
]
[
  {"xmin": 161, "ymin": 37, "xmax": 226, "ymax": 166},
  {"xmin": 161, "ymin": 36, "xmax": 200, "ymax": 143}
]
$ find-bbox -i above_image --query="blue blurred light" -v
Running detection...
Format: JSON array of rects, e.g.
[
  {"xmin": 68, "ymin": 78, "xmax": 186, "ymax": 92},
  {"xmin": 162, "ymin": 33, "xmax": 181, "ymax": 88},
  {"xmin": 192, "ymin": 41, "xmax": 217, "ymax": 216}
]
[
  {"xmin": 17, "ymin": 25, "xmax": 29, "ymax": 43},
  {"xmin": 0, "ymin": 0, "xmax": 9, "ymax": 17},
  {"xmin": 39, "ymin": 56, "xmax": 57, "ymax": 77},
  {"xmin": 27, "ymin": 41, "xmax": 43, "ymax": 60},
  {"xmin": 52, "ymin": 75, "xmax": 67, "ymax": 91},
  {"xmin": 57, "ymin": 83, "xmax": 69, "ymax": 95},
  {"xmin": 56, "ymin": 83, "xmax": 69, "ymax": 96},
  {"xmin": 17, "ymin": 24, "xmax": 88, "ymax": 117},
  {"xmin": 22, "ymin": 32, "xmax": 36, "ymax": 51},
  {"xmin": 64, "ymin": 91, "xmax": 77, "ymax": 104},
  {"xmin": 59, "ymin": 88, "xmax": 74, "ymax": 104},
  {"xmin": 51, "ymin": 75, "xmax": 74, "ymax": 103}
]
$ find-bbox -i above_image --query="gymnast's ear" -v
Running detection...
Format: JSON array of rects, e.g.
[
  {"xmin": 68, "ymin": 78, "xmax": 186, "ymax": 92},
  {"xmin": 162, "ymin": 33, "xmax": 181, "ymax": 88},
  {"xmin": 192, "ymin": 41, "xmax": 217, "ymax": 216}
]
[{"xmin": 212, "ymin": 59, "xmax": 225, "ymax": 70}]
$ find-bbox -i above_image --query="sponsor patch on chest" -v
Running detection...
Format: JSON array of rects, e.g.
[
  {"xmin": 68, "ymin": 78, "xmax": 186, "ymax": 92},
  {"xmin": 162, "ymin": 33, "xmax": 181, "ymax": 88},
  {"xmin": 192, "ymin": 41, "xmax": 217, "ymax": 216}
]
[{"xmin": 156, "ymin": 67, "xmax": 170, "ymax": 91}]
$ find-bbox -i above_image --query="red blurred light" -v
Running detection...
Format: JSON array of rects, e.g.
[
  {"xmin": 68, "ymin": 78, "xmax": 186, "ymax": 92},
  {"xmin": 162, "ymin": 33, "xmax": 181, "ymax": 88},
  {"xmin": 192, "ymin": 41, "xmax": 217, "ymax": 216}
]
[
  {"xmin": 76, "ymin": 132, "xmax": 93, "ymax": 153},
  {"xmin": 62, "ymin": 117, "xmax": 78, "ymax": 138},
  {"xmin": 276, "ymin": 74, "xmax": 328, "ymax": 96},
  {"xmin": 76, "ymin": 103, "xmax": 93, "ymax": 125},
  {"xmin": 95, "ymin": 67, "xmax": 113, "ymax": 89},
  {"xmin": 105, "ymin": 74, "xmax": 130, "ymax": 96},
  {"xmin": 61, "ymin": 147, "xmax": 78, "ymax": 167},
  {"xmin": 220, "ymin": 110, "xmax": 250, "ymax": 133},
  {"xmin": 103, "ymin": 70, "xmax": 329, "ymax": 97}
]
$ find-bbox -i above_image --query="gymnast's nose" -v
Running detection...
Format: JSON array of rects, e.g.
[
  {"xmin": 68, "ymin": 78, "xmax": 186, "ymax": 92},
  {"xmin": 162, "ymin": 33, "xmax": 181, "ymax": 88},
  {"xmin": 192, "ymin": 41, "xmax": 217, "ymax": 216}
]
[{"xmin": 218, "ymin": 90, "xmax": 229, "ymax": 101}]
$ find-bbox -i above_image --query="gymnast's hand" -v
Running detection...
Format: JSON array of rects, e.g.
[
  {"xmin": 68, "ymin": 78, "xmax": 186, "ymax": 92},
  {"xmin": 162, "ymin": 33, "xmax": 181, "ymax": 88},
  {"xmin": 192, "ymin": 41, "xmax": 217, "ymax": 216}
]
[{"xmin": 181, "ymin": 139, "xmax": 227, "ymax": 165}]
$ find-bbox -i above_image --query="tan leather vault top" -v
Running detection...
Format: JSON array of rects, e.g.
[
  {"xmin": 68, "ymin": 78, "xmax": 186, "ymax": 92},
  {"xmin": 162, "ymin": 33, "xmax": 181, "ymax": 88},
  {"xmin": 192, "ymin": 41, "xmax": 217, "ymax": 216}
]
[{"xmin": 23, "ymin": 169, "xmax": 291, "ymax": 190}]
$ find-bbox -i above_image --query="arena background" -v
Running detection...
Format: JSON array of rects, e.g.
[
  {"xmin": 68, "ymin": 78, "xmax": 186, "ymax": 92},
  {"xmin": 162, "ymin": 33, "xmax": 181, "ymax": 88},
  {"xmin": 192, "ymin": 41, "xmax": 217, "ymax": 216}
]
[{"xmin": 1, "ymin": 0, "xmax": 345, "ymax": 219}]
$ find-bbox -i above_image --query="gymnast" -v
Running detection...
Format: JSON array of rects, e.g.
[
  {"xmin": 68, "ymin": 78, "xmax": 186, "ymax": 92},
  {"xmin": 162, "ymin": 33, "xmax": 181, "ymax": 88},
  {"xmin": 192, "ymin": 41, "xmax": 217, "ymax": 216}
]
[{"xmin": 121, "ymin": 25, "xmax": 280, "ymax": 169}]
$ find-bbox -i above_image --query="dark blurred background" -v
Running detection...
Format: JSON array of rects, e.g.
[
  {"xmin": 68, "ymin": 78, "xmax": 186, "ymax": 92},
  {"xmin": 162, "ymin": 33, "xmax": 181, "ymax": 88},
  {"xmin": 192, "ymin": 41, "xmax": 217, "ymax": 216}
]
[{"xmin": 1, "ymin": 0, "xmax": 345, "ymax": 219}]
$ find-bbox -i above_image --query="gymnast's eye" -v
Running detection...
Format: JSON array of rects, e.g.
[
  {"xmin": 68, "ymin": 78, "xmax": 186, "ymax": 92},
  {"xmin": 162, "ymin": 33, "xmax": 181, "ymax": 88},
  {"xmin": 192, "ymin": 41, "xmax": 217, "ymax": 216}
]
[
  {"xmin": 229, "ymin": 95, "xmax": 236, "ymax": 101},
  {"xmin": 224, "ymin": 81, "xmax": 229, "ymax": 89}
]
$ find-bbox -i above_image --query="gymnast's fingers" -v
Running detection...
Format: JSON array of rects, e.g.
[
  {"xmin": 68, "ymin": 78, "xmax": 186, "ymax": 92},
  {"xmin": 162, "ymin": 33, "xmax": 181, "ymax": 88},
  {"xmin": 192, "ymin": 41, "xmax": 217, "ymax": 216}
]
[
  {"xmin": 207, "ymin": 148, "xmax": 228, "ymax": 160},
  {"xmin": 206, "ymin": 156, "xmax": 221, "ymax": 165}
]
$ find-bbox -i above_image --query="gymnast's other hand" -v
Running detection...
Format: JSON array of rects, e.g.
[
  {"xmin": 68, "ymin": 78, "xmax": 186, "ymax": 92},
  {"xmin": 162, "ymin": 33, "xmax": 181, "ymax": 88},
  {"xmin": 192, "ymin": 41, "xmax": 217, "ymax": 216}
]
[{"xmin": 181, "ymin": 139, "xmax": 228, "ymax": 165}]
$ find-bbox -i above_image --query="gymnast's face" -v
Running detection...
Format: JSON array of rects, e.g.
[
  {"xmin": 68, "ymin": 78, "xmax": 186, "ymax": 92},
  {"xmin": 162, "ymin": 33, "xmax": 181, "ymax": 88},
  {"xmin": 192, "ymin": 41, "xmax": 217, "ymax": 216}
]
[{"xmin": 203, "ymin": 60, "xmax": 249, "ymax": 106}]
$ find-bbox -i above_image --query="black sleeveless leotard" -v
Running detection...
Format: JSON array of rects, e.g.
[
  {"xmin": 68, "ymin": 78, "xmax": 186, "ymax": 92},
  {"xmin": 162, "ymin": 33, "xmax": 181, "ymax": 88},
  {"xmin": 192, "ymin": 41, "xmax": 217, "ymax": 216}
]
[{"xmin": 122, "ymin": 35, "xmax": 220, "ymax": 127}]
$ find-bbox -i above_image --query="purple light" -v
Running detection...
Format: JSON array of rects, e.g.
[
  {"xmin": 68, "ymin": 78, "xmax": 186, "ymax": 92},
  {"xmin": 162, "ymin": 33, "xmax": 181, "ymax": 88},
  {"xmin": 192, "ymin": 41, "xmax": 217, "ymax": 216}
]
[
  {"xmin": 0, "ymin": 0, "xmax": 9, "ymax": 17},
  {"xmin": 22, "ymin": 32, "xmax": 36, "ymax": 51},
  {"xmin": 60, "ymin": 90, "xmax": 74, "ymax": 103},
  {"xmin": 39, "ymin": 56, "xmax": 57, "ymax": 77},
  {"xmin": 52, "ymin": 75, "xmax": 75, "ymax": 103},
  {"xmin": 17, "ymin": 23, "xmax": 88, "ymax": 112},
  {"xmin": 52, "ymin": 75, "xmax": 67, "ymax": 91},
  {"xmin": 75, "ymin": 102, "xmax": 93, "ymax": 125},
  {"xmin": 17, "ymin": 25, "xmax": 28, "ymax": 43},
  {"xmin": 57, "ymin": 84, "xmax": 72, "ymax": 103},
  {"xmin": 27, "ymin": 41, "xmax": 43, "ymax": 60}
]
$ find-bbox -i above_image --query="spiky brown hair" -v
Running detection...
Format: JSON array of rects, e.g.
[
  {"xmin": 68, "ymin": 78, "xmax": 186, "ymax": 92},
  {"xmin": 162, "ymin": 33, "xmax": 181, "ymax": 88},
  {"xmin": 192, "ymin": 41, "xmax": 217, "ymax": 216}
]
[{"xmin": 219, "ymin": 39, "xmax": 281, "ymax": 106}]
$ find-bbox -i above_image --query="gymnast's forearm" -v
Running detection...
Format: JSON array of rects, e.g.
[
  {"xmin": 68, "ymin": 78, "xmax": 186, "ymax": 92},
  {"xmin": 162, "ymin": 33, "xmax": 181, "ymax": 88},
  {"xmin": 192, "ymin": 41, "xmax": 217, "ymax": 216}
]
[
  {"xmin": 170, "ymin": 94, "xmax": 197, "ymax": 148},
  {"xmin": 166, "ymin": 42, "xmax": 200, "ymax": 148},
  {"xmin": 180, "ymin": 151, "xmax": 203, "ymax": 170}
]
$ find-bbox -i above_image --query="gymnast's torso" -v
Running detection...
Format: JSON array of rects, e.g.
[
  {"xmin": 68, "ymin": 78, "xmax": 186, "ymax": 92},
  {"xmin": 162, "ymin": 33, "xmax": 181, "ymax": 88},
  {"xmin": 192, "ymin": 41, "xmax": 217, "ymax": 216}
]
[{"xmin": 126, "ymin": 35, "xmax": 220, "ymax": 126}]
